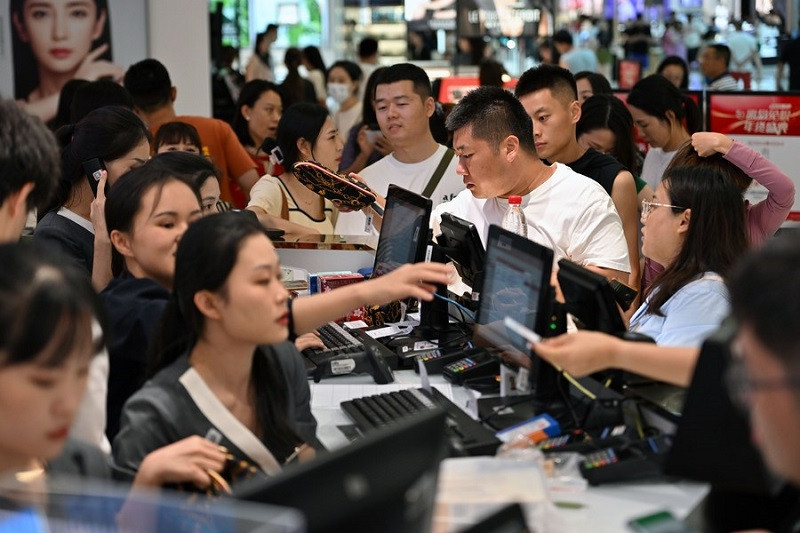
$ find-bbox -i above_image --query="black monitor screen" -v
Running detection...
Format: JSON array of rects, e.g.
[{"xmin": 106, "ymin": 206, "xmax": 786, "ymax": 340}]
[
  {"xmin": 372, "ymin": 185, "xmax": 432, "ymax": 278},
  {"xmin": 473, "ymin": 225, "xmax": 553, "ymax": 353},
  {"xmin": 437, "ymin": 212, "xmax": 485, "ymax": 291},
  {"xmin": 233, "ymin": 409, "xmax": 448, "ymax": 533},
  {"xmin": 556, "ymin": 259, "xmax": 626, "ymax": 334}
]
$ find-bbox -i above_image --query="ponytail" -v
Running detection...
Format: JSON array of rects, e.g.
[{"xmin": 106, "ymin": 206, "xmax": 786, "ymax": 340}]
[{"xmin": 681, "ymin": 95, "xmax": 702, "ymax": 134}]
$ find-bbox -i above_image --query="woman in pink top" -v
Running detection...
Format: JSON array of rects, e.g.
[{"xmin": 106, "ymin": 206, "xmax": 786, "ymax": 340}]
[{"xmin": 644, "ymin": 131, "xmax": 795, "ymax": 287}]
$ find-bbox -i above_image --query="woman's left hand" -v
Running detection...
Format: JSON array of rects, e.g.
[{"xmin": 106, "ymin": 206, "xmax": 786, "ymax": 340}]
[
  {"xmin": 532, "ymin": 331, "xmax": 621, "ymax": 377},
  {"xmin": 295, "ymin": 332, "xmax": 324, "ymax": 351},
  {"xmin": 90, "ymin": 171, "xmax": 109, "ymax": 242}
]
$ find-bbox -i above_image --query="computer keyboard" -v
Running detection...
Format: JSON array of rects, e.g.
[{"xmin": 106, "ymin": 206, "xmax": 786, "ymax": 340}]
[
  {"xmin": 341, "ymin": 387, "xmax": 501, "ymax": 456},
  {"xmin": 302, "ymin": 321, "xmax": 366, "ymax": 368}
]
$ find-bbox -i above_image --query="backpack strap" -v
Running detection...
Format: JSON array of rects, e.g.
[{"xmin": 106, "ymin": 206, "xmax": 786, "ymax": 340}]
[{"xmin": 422, "ymin": 148, "xmax": 455, "ymax": 198}]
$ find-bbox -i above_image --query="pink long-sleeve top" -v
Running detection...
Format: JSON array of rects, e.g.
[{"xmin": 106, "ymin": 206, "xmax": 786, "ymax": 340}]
[{"xmin": 643, "ymin": 141, "xmax": 795, "ymax": 288}]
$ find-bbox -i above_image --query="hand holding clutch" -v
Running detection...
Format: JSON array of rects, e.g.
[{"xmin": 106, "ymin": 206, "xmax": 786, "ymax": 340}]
[{"xmin": 293, "ymin": 161, "xmax": 377, "ymax": 210}]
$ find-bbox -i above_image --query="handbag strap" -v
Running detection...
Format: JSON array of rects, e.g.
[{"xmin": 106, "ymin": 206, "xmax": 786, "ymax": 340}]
[{"xmin": 422, "ymin": 148, "xmax": 455, "ymax": 199}]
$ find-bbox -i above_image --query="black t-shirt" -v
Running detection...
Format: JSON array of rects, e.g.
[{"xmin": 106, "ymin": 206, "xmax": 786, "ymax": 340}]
[
  {"xmin": 780, "ymin": 37, "xmax": 800, "ymax": 91},
  {"xmin": 562, "ymin": 148, "xmax": 625, "ymax": 196}
]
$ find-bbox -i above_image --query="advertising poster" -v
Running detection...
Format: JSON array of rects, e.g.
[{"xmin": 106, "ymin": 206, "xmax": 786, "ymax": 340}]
[
  {"xmin": 707, "ymin": 92, "xmax": 800, "ymax": 222},
  {"xmin": 0, "ymin": 0, "xmax": 147, "ymax": 124}
]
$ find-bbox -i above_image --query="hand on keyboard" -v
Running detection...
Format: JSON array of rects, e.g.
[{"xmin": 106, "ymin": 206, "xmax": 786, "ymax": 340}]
[{"xmin": 295, "ymin": 332, "xmax": 324, "ymax": 352}]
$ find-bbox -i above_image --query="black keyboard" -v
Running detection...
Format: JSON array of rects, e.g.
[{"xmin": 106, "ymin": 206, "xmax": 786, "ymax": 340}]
[
  {"xmin": 341, "ymin": 387, "xmax": 501, "ymax": 456},
  {"xmin": 303, "ymin": 321, "xmax": 366, "ymax": 367}
]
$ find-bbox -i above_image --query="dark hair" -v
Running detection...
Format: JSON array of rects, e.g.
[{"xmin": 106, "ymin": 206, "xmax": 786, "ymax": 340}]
[
  {"xmin": 232, "ymin": 80, "xmax": 282, "ymax": 148},
  {"xmin": 362, "ymin": 67, "xmax": 388, "ymax": 126},
  {"xmin": 515, "ymin": 64, "xmax": 578, "ymax": 103},
  {"xmin": 374, "ymin": 63, "xmax": 432, "ymax": 100},
  {"xmin": 646, "ymin": 166, "xmax": 747, "ymax": 316},
  {"xmin": 708, "ymin": 43, "xmax": 732, "ymax": 67},
  {"xmin": 266, "ymin": 23, "xmax": 279, "ymax": 34},
  {"xmin": 627, "ymin": 75, "xmax": 701, "ymax": 135},
  {"xmin": 302, "ymin": 46, "xmax": 326, "ymax": 73},
  {"xmin": 574, "ymin": 71, "xmax": 613, "ymax": 96},
  {"xmin": 149, "ymin": 212, "xmax": 302, "ymax": 461},
  {"xmin": 70, "ymin": 80, "xmax": 134, "ymax": 123},
  {"xmin": 154, "ymin": 122, "xmax": 203, "ymax": 152},
  {"xmin": 576, "ymin": 94, "xmax": 640, "ymax": 173},
  {"xmin": 263, "ymin": 103, "xmax": 329, "ymax": 169},
  {"xmin": 42, "ymin": 106, "xmax": 150, "ymax": 219},
  {"xmin": 552, "ymin": 29, "xmax": 574, "ymax": 46},
  {"xmin": 327, "ymin": 60, "xmax": 363, "ymax": 86},
  {"xmin": 479, "ymin": 60, "xmax": 506, "ymax": 88},
  {"xmin": 281, "ymin": 48, "xmax": 314, "ymax": 109},
  {"xmin": 0, "ymin": 99, "xmax": 60, "ymax": 213},
  {"xmin": 656, "ymin": 56, "xmax": 689, "ymax": 89},
  {"xmin": 729, "ymin": 232, "xmax": 800, "ymax": 365},
  {"xmin": 53, "ymin": 80, "xmax": 90, "ymax": 131},
  {"xmin": 10, "ymin": 0, "xmax": 112, "ymax": 101},
  {"xmin": 105, "ymin": 164, "xmax": 201, "ymax": 277},
  {"xmin": 0, "ymin": 242, "xmax": 105, "ymax": 368},
  {"xmin": 665, "ymin": 140, "xmax": 752, "ymax": 193},
  {"xmin": 446, "ymin": 86, "xmax": 536, "ymax": 154},
  {"xmin": 359, "ymin": 37, "xmax": 379, "ymax": 59},
  {"xmin": 147, "ymin": 151, "xmax": 221, "ymax": 192},
  {"xmin": 124, "ymin": 58, "xmax": 173, "ymax": 112}
]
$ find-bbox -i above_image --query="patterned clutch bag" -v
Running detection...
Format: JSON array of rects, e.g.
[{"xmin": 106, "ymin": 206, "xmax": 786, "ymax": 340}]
[{"xmin": 293, "ymin": 161, "xmax": 377, "ymax": 210}]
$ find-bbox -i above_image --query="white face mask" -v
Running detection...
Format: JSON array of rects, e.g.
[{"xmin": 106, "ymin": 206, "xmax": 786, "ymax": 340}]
[
  {"xmin": 327, "ymin": 82, "xmax": 351, "ymax": 104},
  {"xmin": 298, "ymin": 65, "xmax": 309, "ymax": 78}
]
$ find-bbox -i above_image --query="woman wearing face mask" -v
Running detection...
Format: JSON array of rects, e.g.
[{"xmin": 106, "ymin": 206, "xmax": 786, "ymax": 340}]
[
  {"xmin": 34, "ymin": 105, "xmax": 151, "ymax": 291},
  {"xmin": 327, "ymin": 60, "xmax": 363, "ymax": 140},
  {"xmin": 247, "ymin": 103, "xmax": 343, "ymax": 234}
]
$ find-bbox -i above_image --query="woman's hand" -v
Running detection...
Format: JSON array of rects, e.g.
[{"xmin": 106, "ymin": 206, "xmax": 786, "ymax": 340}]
[
  {"xmin": 295, "ymin": 332, "xmax": 324, "ymax": 352},
  {"xmin": 360, "ymin": 262, "xmax": 455, "ymax": 306},
  {"xmin": 356, "ymin": 126, "xmax": 376, "ymax": 156},
  {"xmin": 691, "ymin": 132, "xmax": 734, "ymax": 157},
  {"xmin": 374, "ymin": 135, "xmax": 393, "ymax": 156},
  {"xmin": 134, "ymin": 436, "xmax": 227, "ymax": 489},
  {"xmin": 90, "ymin": 170, "xmax": 109, "ymax": 242},
  {"xmin": 74, "ymin": 44, "xmax": 125, "ymax": 82},
  {"xmin": 532, "ymin": 331, "xmax": 622, "ymax": 377}
]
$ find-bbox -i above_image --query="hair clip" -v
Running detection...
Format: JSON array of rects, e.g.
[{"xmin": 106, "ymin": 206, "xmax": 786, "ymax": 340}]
[{"xmin": 270, "ymin": 146, "xmax": 284, "ymax": 165}]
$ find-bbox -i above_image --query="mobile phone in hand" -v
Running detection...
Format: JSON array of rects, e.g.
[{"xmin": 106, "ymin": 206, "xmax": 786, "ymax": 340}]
[{"xmin": 81, "ymin": 158, "xmax": 106, "ymax": 197}]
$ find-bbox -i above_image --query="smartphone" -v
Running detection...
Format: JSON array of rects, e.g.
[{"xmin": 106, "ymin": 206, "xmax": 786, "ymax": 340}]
[
  {"xmin": 81, "ymin": 158, "xmax": 106, "ymax": 197},
  {"xmin": 627, "ymin": 510, "xmax": 693, "ymax": 533}
]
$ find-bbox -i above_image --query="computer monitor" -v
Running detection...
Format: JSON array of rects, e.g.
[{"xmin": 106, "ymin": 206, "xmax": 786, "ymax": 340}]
[
  {"xmin": 371, "ymin": 185, "xmax": 432, "ymax": 278},
  {"xmin": 472, "ymin": 225, "xmax": 554, "ymax": 351},
  {"xmin": 663, "ymin": 319, "xmax": 779, "ymax": 494},
  {"xmin": 436, "ymin": 212, "xmax": 485, "ymax": 293},
  {"xmin": 556, "ymin": 259, "xmax": 626, "ymax": 335},
  {"xmin": 233, "ymin": 409, "xmax": 448, "ymax": 533}
]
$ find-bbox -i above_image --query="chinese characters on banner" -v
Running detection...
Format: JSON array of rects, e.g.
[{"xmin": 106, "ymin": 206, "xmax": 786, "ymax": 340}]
[{"xmin": 708, "ymin": 93, "xmax": 800, "ymax": 221}]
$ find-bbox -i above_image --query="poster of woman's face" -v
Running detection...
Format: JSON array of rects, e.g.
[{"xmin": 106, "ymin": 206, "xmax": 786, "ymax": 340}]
[{"xmin": 0, "ymin": 0, "xmax": 147, "ymax": 123}]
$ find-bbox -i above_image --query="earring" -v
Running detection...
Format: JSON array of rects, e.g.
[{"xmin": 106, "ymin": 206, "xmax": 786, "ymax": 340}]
[{"xmin": 245, "ymin": 115, "xmax": 251, "ymax": 121}]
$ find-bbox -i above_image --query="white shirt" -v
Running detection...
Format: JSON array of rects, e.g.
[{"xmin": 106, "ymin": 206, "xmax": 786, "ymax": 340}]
[
  {"xmin": 432, "ymin": 162, "xmax": 630, "ymax": 273},
  {"xmin": 640, "ymin": 147, "xmax": 678, "ymax": 190},
  {"xmin": 334, "ymin": 102, "xmax": 363, "ymax": 140},
  {"xmin": 727, "ymin": 31, "xmax": 759, "ymax": 71},
  {"xmin": 335, "ymin": 144, "xmax": 464, "ymax": 236}
]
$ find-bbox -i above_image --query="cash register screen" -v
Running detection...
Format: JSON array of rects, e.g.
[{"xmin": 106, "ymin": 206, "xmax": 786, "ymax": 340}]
[
  {"xmin": 473, "ymin": 225, "xmax": 553, "ymax": 354},
  {"xmin": 372, "ymin": 185, "xmax": 432, "ymax": 278}
]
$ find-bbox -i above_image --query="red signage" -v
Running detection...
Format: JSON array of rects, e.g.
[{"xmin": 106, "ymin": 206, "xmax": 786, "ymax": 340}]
[
  {"xmin": 708, "ymin": 93, "xmax": 800, "ymax": 221},
  {"xmin": 437, "ymin": 76, "xmax": 518, "ymax": 104}
]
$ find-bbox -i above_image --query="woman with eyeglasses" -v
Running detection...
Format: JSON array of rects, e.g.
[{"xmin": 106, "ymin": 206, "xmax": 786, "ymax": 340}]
[{"xmin": 532, "ymin": 164, "xmax": 747, "ymax": 386}]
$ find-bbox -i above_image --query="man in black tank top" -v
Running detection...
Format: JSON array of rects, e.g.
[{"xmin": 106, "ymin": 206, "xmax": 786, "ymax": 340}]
[{"xmin": 515, "ymin": 65, "xmax": 640, "ymax": 291}]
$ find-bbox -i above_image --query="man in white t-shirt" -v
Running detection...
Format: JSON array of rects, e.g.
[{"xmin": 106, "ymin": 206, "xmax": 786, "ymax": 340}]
[
  {"xmin": 432, "ymin": 86, "xmax": 629, "ymax": 281},
  {"xmin": 335, "ymin": 63, "xmax": 463, "ymax": 236},
  {"xmin": 727, "ymin": 20, "xmax": 762, "ymax": 81}
]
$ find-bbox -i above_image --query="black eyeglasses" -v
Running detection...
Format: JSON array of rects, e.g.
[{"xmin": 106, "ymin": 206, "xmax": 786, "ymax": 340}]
[{"xmin": 725, "ymin": 354, "xmax": 800, "ymax": 411}]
